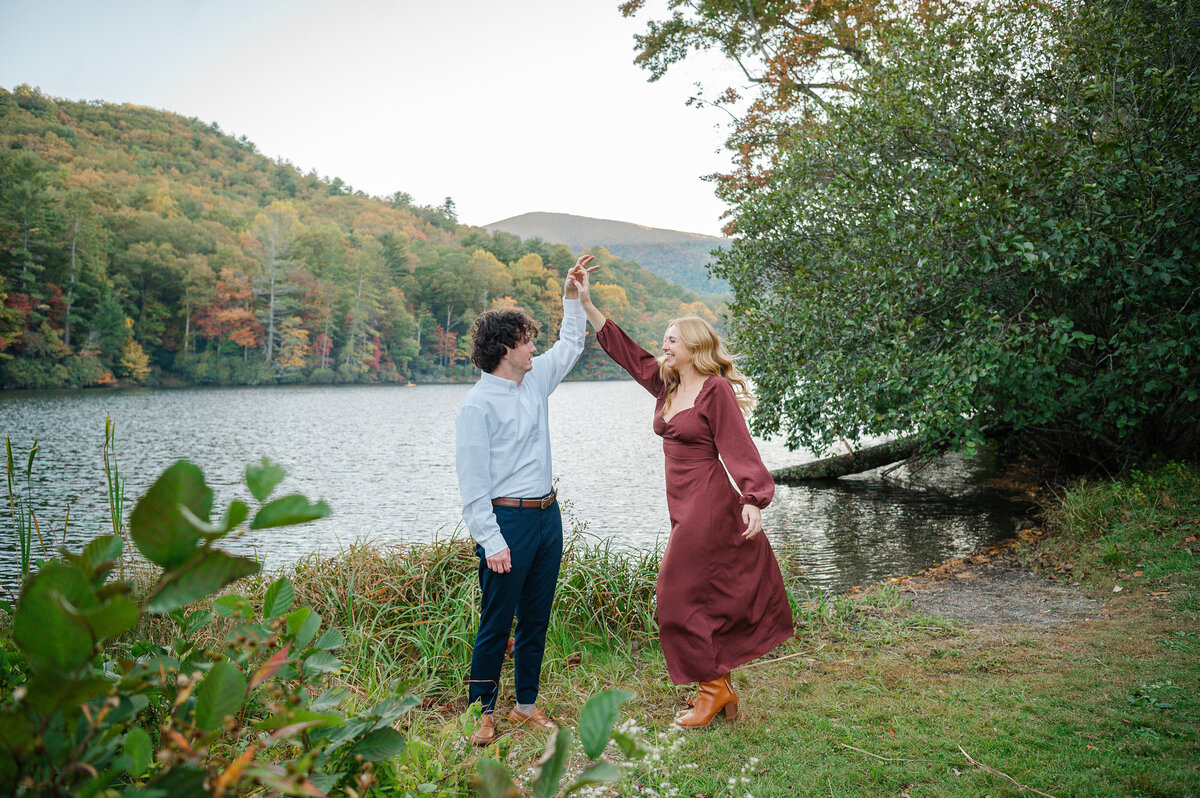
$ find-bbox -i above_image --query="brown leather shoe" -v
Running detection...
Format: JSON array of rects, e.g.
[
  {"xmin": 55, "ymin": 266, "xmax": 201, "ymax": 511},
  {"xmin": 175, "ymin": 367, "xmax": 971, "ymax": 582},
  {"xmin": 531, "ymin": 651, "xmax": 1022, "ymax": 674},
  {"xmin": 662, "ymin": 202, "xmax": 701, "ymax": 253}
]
[
  {"xmin": 674, "ymin": 675, "xmax": 738, "ymax": 728},
  {"xmin": 470, "ymin": 713, "xmax": 499, "ymax": 746},
  {"xmin": 507, "ymin": 705, "xmax": 557, "ymax": 732}
]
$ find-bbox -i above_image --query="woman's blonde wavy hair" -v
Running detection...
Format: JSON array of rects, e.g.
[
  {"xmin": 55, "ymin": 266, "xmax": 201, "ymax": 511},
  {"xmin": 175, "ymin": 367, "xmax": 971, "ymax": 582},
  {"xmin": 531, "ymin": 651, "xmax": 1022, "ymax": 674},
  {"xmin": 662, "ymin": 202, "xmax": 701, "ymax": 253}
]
[{"xmin": 658, "ymin": 316, "xmax": 756, "ymax": 416}]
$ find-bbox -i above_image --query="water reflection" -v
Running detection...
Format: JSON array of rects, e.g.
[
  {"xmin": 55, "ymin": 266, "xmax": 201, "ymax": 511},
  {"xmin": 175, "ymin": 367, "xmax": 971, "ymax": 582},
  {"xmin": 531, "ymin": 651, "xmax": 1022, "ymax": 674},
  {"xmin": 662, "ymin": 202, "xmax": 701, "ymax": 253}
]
[{"xmin": 0, "ymin": 382, "xmax": 1028, "ymax": 595}]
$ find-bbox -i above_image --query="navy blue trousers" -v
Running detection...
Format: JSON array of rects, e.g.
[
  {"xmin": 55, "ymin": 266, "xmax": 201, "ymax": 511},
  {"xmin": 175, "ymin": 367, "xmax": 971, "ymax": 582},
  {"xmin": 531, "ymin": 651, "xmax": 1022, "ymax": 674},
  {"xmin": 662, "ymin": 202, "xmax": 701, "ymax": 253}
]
[{"xmin": 468, "ymin": 500, "xmax": 563, "ymax": 712}]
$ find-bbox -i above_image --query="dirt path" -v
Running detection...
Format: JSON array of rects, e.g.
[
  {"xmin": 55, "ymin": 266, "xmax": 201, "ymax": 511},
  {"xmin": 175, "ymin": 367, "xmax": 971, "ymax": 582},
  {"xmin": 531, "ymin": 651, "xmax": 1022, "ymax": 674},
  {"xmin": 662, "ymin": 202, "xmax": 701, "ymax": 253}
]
[{"xmin": 888, "ymin": 542, "xmax": 1104, "ymax": 626}]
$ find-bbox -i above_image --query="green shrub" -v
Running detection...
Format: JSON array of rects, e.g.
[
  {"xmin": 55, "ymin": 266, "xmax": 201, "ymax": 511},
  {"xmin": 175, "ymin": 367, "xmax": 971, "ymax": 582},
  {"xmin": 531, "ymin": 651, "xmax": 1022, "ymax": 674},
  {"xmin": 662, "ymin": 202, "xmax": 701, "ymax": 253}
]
[{"xmin": 0, "ymin": 457, "xmax": 421, "ymax": 795}]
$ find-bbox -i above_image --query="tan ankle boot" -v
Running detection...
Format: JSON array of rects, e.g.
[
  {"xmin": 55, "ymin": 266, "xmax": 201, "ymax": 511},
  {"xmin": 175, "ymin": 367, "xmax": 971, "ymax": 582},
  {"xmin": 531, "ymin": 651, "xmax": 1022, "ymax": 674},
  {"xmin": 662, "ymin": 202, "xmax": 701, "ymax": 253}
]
[
  {"xmin": 470, "ymin": 713, "xmax": 498, "ymax": 745},
  {"xmin": 674, "ymin": 675, "xmax": 738, "ymax": 728}
]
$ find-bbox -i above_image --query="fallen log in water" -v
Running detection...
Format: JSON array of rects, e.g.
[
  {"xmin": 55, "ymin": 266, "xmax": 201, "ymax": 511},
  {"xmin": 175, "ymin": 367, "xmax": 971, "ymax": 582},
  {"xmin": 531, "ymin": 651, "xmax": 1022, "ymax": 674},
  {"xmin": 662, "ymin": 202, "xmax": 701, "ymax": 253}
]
[{"xmin": 770, "ymin": 438, "xmax": 921, "ymax": 483}]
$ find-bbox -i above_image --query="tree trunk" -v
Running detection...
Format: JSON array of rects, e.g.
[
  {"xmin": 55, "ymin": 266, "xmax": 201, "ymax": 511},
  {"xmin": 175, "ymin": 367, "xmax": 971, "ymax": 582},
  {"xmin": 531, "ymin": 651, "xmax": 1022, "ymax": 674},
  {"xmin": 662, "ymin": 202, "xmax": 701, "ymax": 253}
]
[
  {"xmin": 64, "ymin": 214, "xmax": 80, "ymax": 349},
  {"xmin": 770, "ymin": 438, "xmax": 921, "ymax": 483},
  {"xmin": 265, "ymin": 270, "xmax": 276, "ymax": 363}
]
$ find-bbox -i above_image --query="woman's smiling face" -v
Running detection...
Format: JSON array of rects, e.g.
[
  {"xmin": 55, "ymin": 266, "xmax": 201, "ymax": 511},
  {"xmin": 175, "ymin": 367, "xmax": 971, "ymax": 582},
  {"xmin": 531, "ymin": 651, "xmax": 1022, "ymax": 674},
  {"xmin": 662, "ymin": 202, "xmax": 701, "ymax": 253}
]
[{"xmin": 661, "ymin": 324, "xmax": 693, "ymax": 371}]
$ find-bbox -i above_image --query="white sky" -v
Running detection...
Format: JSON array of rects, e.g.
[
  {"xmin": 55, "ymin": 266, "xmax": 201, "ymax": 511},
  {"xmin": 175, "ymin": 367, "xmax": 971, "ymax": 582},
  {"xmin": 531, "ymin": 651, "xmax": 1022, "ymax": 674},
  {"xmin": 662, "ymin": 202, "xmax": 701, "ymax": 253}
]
[{"xmin": 0, "ymin": 0, "xmax": 743, "ymax": 236}]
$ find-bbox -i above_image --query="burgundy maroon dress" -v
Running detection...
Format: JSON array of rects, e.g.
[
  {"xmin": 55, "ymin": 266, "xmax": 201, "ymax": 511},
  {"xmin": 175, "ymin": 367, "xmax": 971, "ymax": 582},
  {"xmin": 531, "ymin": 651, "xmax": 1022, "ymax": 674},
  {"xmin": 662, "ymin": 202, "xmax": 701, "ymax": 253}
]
[{"xmin": 597, "ymin": 320, "xmax": 795, "ymax": 684}]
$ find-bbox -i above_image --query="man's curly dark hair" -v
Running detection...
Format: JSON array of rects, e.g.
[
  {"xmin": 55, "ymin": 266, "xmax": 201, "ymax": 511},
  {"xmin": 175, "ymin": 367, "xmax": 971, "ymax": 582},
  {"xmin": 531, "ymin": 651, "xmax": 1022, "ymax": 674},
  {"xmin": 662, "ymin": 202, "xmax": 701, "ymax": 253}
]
[{"xmin": 470, "ymin": 308, "xmax": 542, "ymax": 373}]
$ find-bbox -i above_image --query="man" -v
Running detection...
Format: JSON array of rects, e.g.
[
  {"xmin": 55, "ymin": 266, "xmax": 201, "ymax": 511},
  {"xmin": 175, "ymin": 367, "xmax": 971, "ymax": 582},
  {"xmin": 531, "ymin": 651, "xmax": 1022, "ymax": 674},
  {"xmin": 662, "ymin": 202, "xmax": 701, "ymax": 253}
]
[{"xmin": 455, "ymin": 254, "xmax": 596, "ymax": 745}]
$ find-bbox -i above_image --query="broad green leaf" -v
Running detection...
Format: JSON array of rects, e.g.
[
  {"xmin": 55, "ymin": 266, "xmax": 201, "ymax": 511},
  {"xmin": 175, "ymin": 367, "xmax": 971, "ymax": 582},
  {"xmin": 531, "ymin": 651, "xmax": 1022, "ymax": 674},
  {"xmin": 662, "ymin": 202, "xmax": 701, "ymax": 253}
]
[
  {"xmin": 370, "ymin": 695, "xmax": 421, "ymax": 722},
  {"xmin": 301, "ymin": 650, "xmax": 342, "ymax": 676},
  {"xmin": 0, "ymin": 710, "xmax": 34, "ymax": 756},
  {"xmin": 252, "ymin": 709, "xmax": 343, "ymax": 732},
  {"xmin": 308, "ymin": 773, "xmax": 338, "ymax": 795},
  {"xmin": 80, "ymin": 534, "xmax": 124, "ymax": 573},
  {"xmin": 194, "ymin": 660, "xmax": 246, "ymax": 731},
  {"xmin": 532, "ymin": 727, "xmax": 573, "ymax": 798},
  {"xmin": 217, "ymin": 500, "xmax": 249, "ymax": 535},
  {"xmin": 130, "ymin": 461, "xmax": 212, "ymax": 568},
  {"xmin": 263, "ymin": 577, "xmax": 295, "ymax": 619},
  {"xmin": 311, "ymin": 627, "xmax": 343, "ymax": 651},
  {"xmin": 250, "ymin": 494, "xmax": 331, "ymax": 530},
  {"xmin": 611, "ymin": 729, "xmax": 647, "ymax": 760},
  {"xmin": 311, "ymin": 686, "xmax": 349, "ymax": 712},
  {"xmin": 124, "ymin": 727, "xmax": 153, "ymax": 778},
  {"xmin": 285, "ymin": 607, "xmax": 321, "ymax": 648},
  {"xmin": 181, "ymin": 609, "xmax": 214, "ymax": 636},
  {"xmin": 13, "ymin": 560, "xmax": 96, "ymax": 670},
  {"xmin": 474, "ymin": 758, "xmax": 517, "ymax": 798},
  {"xmin": 146, "ymin": 551, "xmax": 260, "ymax": 614},
  {"xmin": 81, "ymin": 594, "xmax": 141, "ymax": 642},
  {"xmin": 565, "ymin": 761, "xmax": 623, "ymax": 793},
  {"xmin": 245, "ymin": 457, "xmax": 286, "ymax": 502},
  {"xmin": 106, "ymin": 693, "xmax": 150, "ymax": 726},
  {"xmin": 348, "ymin": 727, "xmax": 406, "ymax": 762},
  {"xmin": 23, "ymin": 671, "xmax": 114, "ymax": 714},
  {"xmin": 577, "ymin": 688, "xmax": 634, "ymax": 759},
  {"xmin": 213, "ymin": 594, "xmax": 255, "ymax": 621},
  {"xmin": 180, "ymin": 501, "xmax": 250, "ymax": 541}
]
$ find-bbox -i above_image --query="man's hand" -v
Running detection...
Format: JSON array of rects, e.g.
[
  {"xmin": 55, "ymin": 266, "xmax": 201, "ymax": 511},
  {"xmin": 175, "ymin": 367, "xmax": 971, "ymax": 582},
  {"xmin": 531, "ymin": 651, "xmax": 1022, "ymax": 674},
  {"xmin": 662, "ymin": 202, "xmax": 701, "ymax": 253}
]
[
  {"xmin": 741, "ymin": 504, "xmax": 764, "ymax": 539},
  {"xmin": 486, "ymin": 547, "xmax": 512, "ymax": 573},
  {"xmin": 566, "ymin": 255, "xmax": 598, "ymax": 302},
  {"xmin": 564, "ymin": 255, "xmax": 597, "ymax": 300}
]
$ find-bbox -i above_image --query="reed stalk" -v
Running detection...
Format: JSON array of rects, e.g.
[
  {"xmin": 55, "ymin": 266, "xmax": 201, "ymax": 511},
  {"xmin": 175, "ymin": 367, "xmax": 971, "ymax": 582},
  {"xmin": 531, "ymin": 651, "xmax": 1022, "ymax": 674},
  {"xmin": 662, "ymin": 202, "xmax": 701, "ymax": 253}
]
[{"xmin": 4, "ymin": 437, "xmax": 39, "ymax": 591}]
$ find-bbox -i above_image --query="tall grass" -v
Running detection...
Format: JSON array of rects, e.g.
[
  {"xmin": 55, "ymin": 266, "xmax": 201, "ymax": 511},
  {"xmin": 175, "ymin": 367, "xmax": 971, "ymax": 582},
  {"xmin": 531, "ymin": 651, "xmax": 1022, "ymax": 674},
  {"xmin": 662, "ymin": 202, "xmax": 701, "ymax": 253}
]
[
  {"xmin": 4, "ymin": 437, "xmax": 41, "ymax": 589},
  {"xmin": 1037, "ymin": 461, "xmax": 1200, "ymax": 611},
  {"xmin": 286, "ymin": 530, "xmax": 661, "ymax": 702}
]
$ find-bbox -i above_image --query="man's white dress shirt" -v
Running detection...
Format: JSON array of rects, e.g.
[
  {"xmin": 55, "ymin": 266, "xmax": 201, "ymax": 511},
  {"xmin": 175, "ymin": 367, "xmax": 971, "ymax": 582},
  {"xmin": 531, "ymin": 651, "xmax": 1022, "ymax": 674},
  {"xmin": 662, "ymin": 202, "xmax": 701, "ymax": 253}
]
[{"xmin": 455, "ymin": 298, "xmax": 586, "ymax": 557}]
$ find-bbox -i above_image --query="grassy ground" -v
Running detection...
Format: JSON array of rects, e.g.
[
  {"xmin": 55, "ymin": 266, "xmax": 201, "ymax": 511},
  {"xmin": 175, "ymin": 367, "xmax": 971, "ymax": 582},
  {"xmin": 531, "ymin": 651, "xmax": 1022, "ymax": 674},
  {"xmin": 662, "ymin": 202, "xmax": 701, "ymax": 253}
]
[{"xmin": 140, "ymin": 463, "xmax": 1200, "ymax": 796}]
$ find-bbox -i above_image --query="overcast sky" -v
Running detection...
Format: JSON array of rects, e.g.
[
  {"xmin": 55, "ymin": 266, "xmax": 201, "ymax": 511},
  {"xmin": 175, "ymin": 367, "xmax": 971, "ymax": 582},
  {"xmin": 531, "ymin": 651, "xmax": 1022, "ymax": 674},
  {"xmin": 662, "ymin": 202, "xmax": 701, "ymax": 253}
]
[{"xmin": 0, "ymin": 0, "xmax": 743, "ymax": 236}]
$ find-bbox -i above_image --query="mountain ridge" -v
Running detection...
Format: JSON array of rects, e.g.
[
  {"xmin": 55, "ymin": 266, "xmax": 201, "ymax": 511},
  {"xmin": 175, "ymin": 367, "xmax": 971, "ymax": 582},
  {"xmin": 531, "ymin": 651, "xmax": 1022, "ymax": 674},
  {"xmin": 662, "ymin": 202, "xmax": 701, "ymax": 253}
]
[{"xmin": 485, "ymin": 211, "xmax": 729, "ymax": 296}]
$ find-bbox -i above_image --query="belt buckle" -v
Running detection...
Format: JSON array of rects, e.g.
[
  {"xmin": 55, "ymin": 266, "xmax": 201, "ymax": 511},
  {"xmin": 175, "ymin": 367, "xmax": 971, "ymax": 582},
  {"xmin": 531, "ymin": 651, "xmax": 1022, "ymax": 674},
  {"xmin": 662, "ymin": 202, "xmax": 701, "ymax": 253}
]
[{"xmin": 540, "ymin": 493, "xmax": 553, "ymax": 510}]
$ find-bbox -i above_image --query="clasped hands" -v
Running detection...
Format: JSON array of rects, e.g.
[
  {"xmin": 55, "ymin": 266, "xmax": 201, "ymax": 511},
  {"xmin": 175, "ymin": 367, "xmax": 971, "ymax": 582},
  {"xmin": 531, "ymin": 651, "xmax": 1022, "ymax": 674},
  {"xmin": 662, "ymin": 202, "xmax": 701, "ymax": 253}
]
[{"xmin": 563, "ymin": 255, "xmax": 599, "ymax": 300}]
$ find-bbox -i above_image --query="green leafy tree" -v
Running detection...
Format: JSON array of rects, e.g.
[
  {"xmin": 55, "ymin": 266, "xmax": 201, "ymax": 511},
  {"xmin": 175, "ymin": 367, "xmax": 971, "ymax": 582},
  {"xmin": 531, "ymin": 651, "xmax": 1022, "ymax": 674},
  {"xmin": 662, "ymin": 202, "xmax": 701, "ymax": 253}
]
[
  {"xmin": 634, "ymin": 0, "xmax": 1200, "ymax": 465},
  {"xmin": 247, "ymin": 201, "xmax": 301, "ymax": 365},
  {"xmin": 90, "ymin": 292, "xmax": 132, "ymax": 371},
  {"xmin": 0, "ymin": 150, "xmax": 60, "ymax": 301}
]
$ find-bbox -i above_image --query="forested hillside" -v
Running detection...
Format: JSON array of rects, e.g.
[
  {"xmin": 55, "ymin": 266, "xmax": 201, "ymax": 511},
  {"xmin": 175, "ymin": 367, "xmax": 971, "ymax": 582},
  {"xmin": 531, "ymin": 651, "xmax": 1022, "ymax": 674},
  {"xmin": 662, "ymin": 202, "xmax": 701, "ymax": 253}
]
[
  {"xmin": 486, "ymin": 211, "xmax": 729, "ymax": 295},
  {"xmin": 0, "ymin": 85, "xmax": 717, "ymax": 389}
]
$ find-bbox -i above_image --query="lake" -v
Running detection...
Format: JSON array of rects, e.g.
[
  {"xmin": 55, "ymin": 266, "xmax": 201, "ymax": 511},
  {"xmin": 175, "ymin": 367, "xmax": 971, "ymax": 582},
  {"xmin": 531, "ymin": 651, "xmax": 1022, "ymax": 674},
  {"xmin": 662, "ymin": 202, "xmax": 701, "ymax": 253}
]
[{"xmin": 0, "ymin": 381, "xmax": 1028, "ymax": 595}]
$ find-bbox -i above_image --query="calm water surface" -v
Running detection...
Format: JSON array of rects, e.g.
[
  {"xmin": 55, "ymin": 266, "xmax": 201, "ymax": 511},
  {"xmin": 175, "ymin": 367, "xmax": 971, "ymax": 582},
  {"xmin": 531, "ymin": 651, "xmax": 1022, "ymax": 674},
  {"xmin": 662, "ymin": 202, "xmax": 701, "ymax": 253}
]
[{"xmin": 0, "ymin": 382, "xmax": 1028, "ymax": 594}]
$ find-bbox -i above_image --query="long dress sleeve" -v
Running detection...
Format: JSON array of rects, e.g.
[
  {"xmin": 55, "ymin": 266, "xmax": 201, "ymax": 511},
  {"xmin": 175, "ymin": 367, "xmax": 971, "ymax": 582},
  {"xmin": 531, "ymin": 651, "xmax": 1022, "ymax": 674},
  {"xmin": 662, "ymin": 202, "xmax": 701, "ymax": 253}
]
[
  {"xmin": 703, "ymin": 377, "xmax": 775, "ymax": 509},
  {"xmin": 596, "ymin": 319, "xmax": 664, "ymax": 397}
]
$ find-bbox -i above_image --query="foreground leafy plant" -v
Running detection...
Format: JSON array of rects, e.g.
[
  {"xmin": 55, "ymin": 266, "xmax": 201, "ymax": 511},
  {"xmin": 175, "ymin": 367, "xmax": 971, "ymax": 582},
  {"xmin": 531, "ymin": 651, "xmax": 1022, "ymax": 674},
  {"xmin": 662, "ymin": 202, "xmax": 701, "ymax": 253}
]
[
  {"xmin": 0, "ymin": 455, "xmax": 424, "ymax": 796},
  {"xmin": 474, "ymin": 688, "xmax": 643, "ymax": 798}
]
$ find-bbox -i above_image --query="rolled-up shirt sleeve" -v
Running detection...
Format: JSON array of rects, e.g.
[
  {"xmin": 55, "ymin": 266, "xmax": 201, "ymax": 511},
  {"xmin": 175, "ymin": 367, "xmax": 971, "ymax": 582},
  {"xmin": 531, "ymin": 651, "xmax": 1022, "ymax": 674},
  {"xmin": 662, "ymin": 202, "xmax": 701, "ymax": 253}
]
[{"xmin": 455, "ymin": 404, "xmax": 507, "ymax": 556}]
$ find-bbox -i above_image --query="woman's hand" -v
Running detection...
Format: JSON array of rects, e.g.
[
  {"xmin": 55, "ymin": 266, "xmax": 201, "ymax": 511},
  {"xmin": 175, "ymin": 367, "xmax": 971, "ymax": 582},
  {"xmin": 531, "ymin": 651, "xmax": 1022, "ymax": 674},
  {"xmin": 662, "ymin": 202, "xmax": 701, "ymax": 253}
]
[
  {"xmin": 741, "ymin": 504, "xmax": 763, "ymax": 539},
  {"xmin": 568, "ymin": 257, "xmax": 607, "ymax": 330},
  {"xmin": 564, "ymin": 255, "xmax": 597, "ymax": 300}
]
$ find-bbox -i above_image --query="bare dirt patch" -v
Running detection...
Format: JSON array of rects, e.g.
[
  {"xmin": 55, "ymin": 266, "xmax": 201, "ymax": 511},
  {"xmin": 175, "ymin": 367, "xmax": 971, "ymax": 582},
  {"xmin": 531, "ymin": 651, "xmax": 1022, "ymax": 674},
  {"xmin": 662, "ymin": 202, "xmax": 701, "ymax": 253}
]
[{"xmin": 893, "ymin": 545, "xmax": 1105, "ymax": 626}]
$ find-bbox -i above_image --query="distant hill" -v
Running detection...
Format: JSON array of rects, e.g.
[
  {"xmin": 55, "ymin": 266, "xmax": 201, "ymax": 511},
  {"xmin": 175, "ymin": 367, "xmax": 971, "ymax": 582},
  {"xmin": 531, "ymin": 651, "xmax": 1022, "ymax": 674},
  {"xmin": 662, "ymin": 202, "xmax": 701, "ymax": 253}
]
[
  {"xmin": 485, "ymin": 212, "xmax": 729, "ymax": 296},
  {"xmin": 0, "ymin": 85, "xmax": 721, "ymax": 389}
]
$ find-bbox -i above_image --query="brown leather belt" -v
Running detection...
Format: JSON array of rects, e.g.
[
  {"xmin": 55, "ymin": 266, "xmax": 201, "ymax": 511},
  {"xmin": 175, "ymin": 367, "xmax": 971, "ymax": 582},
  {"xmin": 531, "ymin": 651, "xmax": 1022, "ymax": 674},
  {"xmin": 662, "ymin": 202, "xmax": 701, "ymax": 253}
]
[{"xmin": 491, "ymin": 490, "xmax": 557, "ymax": 510}]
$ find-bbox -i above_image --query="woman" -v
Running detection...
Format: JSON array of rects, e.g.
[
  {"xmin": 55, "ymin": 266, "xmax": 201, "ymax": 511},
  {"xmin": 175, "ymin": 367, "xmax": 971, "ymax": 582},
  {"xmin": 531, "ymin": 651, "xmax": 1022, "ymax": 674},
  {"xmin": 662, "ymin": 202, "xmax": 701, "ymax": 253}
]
[{"xmin": 572, "ymin": 267, "xmax": 794, "ymax": 728}]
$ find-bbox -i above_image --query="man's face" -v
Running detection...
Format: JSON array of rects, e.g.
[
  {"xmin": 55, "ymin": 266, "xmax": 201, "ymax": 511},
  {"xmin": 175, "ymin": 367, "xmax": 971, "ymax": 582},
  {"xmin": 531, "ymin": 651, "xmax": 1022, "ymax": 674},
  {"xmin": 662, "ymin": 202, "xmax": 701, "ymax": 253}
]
[{"xmin": 503, "ymin": 335, "xmax": 537, "ymax": 373}]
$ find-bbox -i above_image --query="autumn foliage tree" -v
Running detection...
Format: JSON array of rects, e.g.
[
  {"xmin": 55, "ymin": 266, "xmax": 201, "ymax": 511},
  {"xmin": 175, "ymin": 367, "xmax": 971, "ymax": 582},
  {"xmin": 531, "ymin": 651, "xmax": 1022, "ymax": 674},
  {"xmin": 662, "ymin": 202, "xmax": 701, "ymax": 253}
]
[
  {"xmin": 0, "ymin": 84, "xmax": 720, "ymax": 388},
  {"xmin": 196, "ymin": 269, "xmax": 263, "ymax": 358}
]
